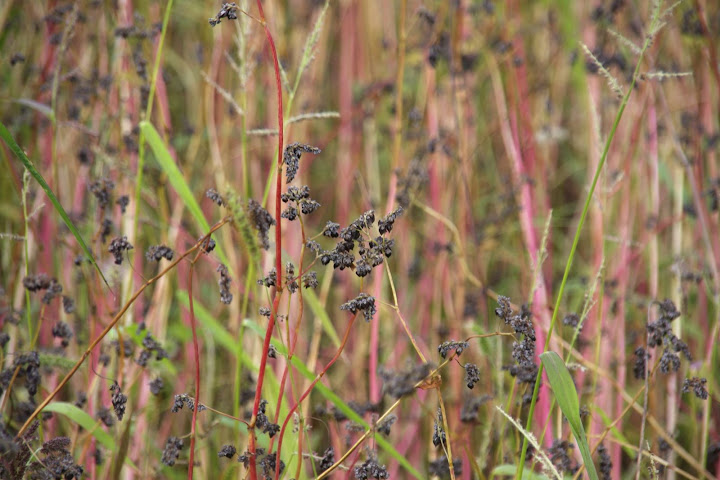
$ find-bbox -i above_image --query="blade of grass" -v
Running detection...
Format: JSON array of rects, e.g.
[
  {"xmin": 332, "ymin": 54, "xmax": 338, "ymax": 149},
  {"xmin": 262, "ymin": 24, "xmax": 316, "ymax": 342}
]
[
  {"xmin": 241, "ymin": 318, "xmax": 424, "ymax": 479},
  {"xmin": 42, "ymin": 402, "xmax": 137, "ymax": 470},
  {"xmin": 540, "ymin": 352, "xmax": 599, "ymax": 480},
  {"xmin": 139, "ymin": 121, "xmax": 229, "ymax": 267},
  {"xmin": 0, "ymin": 121, "xmax": 110, "ymax": 290}
]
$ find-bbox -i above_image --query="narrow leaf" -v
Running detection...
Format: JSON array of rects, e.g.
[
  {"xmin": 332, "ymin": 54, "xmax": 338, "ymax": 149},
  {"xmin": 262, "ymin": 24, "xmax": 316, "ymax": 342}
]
[
  {"xmin": 541, "ymin": 351, "xmax": 599, "ymax": 480},
  {"xmin": 0, "ymin": 122, "xmax": 110, "ymax": 289}
]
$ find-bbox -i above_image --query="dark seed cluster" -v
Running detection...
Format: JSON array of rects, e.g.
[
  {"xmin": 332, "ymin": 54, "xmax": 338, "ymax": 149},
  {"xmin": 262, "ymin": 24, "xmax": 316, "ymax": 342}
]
[
  {"xmin": 258, "ymin": 268, "xmax": 277, "ymax": 288},
  {"xmin": 495, "ymin": 296, "xmax": 538, "ymax": 405},
  {"xmin": 247, "ymin": 199, "xmax": 275, "ymax": 250},
  {"xmin": 428, "ymin": 455, "xmax": 462, "ymax": 478},
  {"xmin": 109, "ymin": 236, "xmax": 133, "ymax": 265},
  {"xmin": 460, "ymin": 394, "xmax": 493, "ymax": 423},
  {"xmin": 682, "ymin": 377, "xmax": 708, "ymax": 400},
  {"xmin": 171, "ymin": 393, "xmax": 206, "ymax": 413},
  {"xmin": 206, "ymin": 188, "xmax": 225, "ymax": 206},
  {"xmin": 1, "ymin": 351, "xmax": 40, "ymax": 397},
  {"xmin": 161, "ymin": 436, "xmax": 183, "ymax": 466},
  {"xmin": 548, "ymin": 439, "xmax": 579, "ymax": 474},
  {"xmin": 51, "ymin": 321, "xmax": 73, "ymax": 348},
  {"xmin": 110, "ymin": 382, "xmax": 128, "ymax": 421},
  {"xmin": 217, "ymin": 264, "xmax": 233, "ymax": 304},
  {"xmin": 378, "ymin": 362, "xmax": 434, "ymax": 398},
  {"xmin": 317, "ymin": 447, "xmax": 335, "ymax": 473},
  {"xmin": 285, "ymin": 262, "xmax": 299, "ymax": 293},
  {"xmin": 633, "ymin": 347, "xmax": 649, "ymax": 380},
  {"xmin": 256, "ymin": 399, "xmax": 280, "ymax": 438},
  {"xmin": 149, "ymin": 377, "xmax": 164, "ymax": 395},
  {"xmin": 302, "ymin": 271, "xmax": 318, "ymax": 289},
  {"xmin": 282, "ymin": 142, "xmax": 321, "ymax": 184},
  {"xmin": 354, "ymin": 457, "xmax": 389, "ymax": 480},
  {"xmin": 376, "ymin": 414, "xmax": 397, "ymax": 436},
  {"xmin": 340, "ymin": 293, "xmax": 376, "ymax": 321},
  {"xmin": 464, "ymin": 363, "xmax": 480, "ymax": 389},
  {"xmin": 259, "ymin": 452, "xmax": 284, "ymax": 480},
  {"xmin": 597, "ymin": 443, "xmax": 612, "ymax": 480},
  {"xmin": 145, "ymin": 245, "xmax": 174, "ymax": 262},
  {"xmin": 645, "ymin": 300, "xmax": 691, "ymax": 374},
  {"xmin": 136, "ymin": 332, "xmax": 169, "ymax": 367},
  {"xmin": 25, "ymin": 436, "xmax": 84, "ymax": 479},
  {"xmin": 281, "ymin": 185, "xmax": 320, "ymax": 221},
  {"xmin": 218, "ymin": 444, "xmax": 236, "ymax": 459},
  {"xmin": 437, "ymin": 340, "xmax": 469, "ymax": 359},
  {"xmin": 432, "ymin": 408, "xmax": 446, "ymax": 448}
]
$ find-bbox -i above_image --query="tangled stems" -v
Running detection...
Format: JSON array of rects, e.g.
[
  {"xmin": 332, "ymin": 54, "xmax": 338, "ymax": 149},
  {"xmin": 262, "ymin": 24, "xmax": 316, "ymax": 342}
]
[
  {"xmin": 515, "ymin": 16, "xmax": 659, "ymax": 480},
  {"xmin": 272, "ymin": 313, "xmax": 358, "ymax": 479},
  {"xmin": 247, "ymin": 1, "xmax": 284, "ymax": 479},
  {"xmin": 15, "ymin": 217, "xmax": 231, "ymax": 438}
]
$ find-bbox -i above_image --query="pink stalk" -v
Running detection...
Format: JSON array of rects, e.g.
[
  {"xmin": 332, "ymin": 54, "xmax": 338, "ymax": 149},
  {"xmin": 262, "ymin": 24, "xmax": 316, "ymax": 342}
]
[{"xmin": 247, "ymin": 1, "xmax": 284, "ymax": 478}]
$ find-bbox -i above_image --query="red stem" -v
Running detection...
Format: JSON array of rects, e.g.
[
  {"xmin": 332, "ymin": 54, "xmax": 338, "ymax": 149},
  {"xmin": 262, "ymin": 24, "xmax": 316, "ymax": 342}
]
[
  {"xmin": 274, "ymin": 314, "xmax": 358, "ymax": 479},
  {"xmin": 249, "ymin": 1, "xmax": 284, "ymax": 478}
]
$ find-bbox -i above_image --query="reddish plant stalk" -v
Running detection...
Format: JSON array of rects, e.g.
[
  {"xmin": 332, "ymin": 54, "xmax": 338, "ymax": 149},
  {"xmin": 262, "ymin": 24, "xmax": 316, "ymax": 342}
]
[
  {"xmin": 273, "ymin": 314, "xmax": 358, "ymax": 479},
  {"xmin": 248, "ymin": 1, "xmax": 284, "ymax": 478}
]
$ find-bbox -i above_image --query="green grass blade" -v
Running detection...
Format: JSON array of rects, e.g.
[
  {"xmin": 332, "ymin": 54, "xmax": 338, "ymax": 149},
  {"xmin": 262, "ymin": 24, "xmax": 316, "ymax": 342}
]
[
  {"xmin": 242, "ymin": 318, "xmax": 424, "ymax": 479},
  {"xmin": 139, "ymin": 121, "xmax": 229, "ymax": 266},
  {"xmin": 0, "ymin": 122, "xmax": 110, "ymax": 289},
  {"xmin": 42, "ymin": 402, "xmax": 138, "ymax": 470},
  {"xmin": 303, "ymin": 288, "xmax": 341, "ymax": 347},
  {"xmin": 491, "ymin": 464, "xmax": 552, "ymax": 479},
  {"xmin": 540, "ymin": 351, "xmax": 599, "ymax": 480}
]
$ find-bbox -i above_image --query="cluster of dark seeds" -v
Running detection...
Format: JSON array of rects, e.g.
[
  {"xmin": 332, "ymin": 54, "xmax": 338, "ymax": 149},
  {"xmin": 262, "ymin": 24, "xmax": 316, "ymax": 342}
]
[
  {"xmin": 97, "ymin": 407, "xmax": 115, "ymax": 427},
  {"xmin": 281, "ymin": 185, "xmax": 321, "ymax": 221},
  {"xmin": 0, "ymin": 351, "xmax": 40, "ymax": 398},
  {"xmin": 259, "ymin": 306, "xmax": 271, "ymax": 317},
  {"xmin": 313, "ymin": 208, "xmax": 402, "ymax": 278},
  {"xmin": 267, "ymin": 344, "xmax": 277, "ymax": 358},
  {"xmin": 378, "ymin": 362, "xmax": 434, "ymax": 399},
  {"xmin": 428, "ymin": 455, "xmax": 462, "ymax": 478},
  {"xmin": 682, "ymin": 377, "xmax": 708, "ymax": 400},
  {"xmin": 464, "ymin": 363, "xmax": 480, "ymax": 389},
  {"xmin": 437, "ymin": 340, "xmax": 469, "ymax": 359},
  {"xmin": 208, "ymin": 2, "xmax": 238, "ymax": 27},
  {"xmin": 217, "ymin": 264, "xmax": 233, "ymax": 304},
  {"xmin": 259, "ymin": 452, "xmax": 285, "ymax": 480},
  {"xmin": 354, "ymin": 457, "xmax": 389, "ymax": 480},
  {"xmin": 62, "ymin": 296, "xmax": 75, "ymax": 313},
  {"xmin": 563, "ymin": 312, "xmax": 580, "ymax": 328},
  {"xmin": 218, "ymin": 444, "xmax": 236, "ymax": 459},
  {"xmin": 51, "ymin": 321, "xmax": 73, "ymax": 348},
  {"xmin": 22, "ymin": 274, "xmax": 64, "ymax": 305},
  {"xmin": 283, "ymin": 143, "xmax": 321, "ymax": 183},
  {"xmin": 376, "ymin": 414, "xmax": 397, "ymax": 436},
  {"xmin": 257, "ymin": 268, "xmax": 277, "ymax": 288},
  {"xmin": 171, "ymin": 394, "xmax": 206, "ymax": 413},
  {"xmin": 246, "ymin": 199, "xmax": 275, "ymax": 250},
  {"xmin": 285, "ymin": 263, "xmax": 299, "ymax": 293},
  {"xmin": 109, "ymin": 236, "xmax": 133, "ymax": 265},
  {"xmin": 432, "ymin": 408, "xmax": 446, "ymax": 448},
  {"xmin": 548, "ymin": 439, "xmax": 579, "ymax": 474},
  {"xmin": 117, "ymin": 195, "xmax": 129, "ymax": 214},
  {"xmin": 644, "ymin": 300, "xmax": 691, "ymax": 374},
  {"xmin": 25, "ymin": 436, "xmax": 84, "ymax": 479},
  {"xmin": 340, "ymin": 293, "xmax": 377, "ymax": 321},
  {"xmin": 255, "ymin": 399, "xmax": 280, "ymax": 438},
  {"xmin": 632, "ymin": 347, "xmax": 649, "ymax": 380},
  {"xmin": 161, "ymin": 437, "xmax": 183, "ymax": 466},
  {"xmin": 136, "ymin": 332, "xmax": 168, "ymax": 367},
  {"xmin": 302, "ymin": 271, "xmax": 318, "ymax": 289},
  {"xmin": 460, "ymin": 394, "xmax": 493, "ymax": 423},
  {"xmin": 149, "ymin": 377, "xmax": 164, "ymax": 395},
  {"xmin": 110, "ymin": 382, "xmax": 128, "ymax": 421},
  {"xmin": 495, "ymin": 296, "xmax": 538, "ymax": 404},
  {"xmin": 317, "ymin": 447, "xmax": 335, "ymax": 473},
  {"xmin": 206, "ymin": 188, "xmax": 225, "ymax": 206},
  {"xmin": 89, "ymin": 178, "xmax": 115, "ymax": 209},
  {"xmin": 145, "ymin": 245, "xmax": 174, "ymax": 262},
  {"xmin": 597, "ymin": 443, "xmax": 612, "ymax": 480}
]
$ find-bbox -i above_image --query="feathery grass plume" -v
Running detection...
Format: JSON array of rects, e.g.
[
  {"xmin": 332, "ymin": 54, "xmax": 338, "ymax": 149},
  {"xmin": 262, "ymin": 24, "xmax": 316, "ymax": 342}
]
[
  {"xmin": 642, "ymin": 71, "xmax": 693, "ymax": 80},
  {"xmin": 293, "ymin": 1, "xmax": 330, "ymax": 93},
  {"xmin": 581, "ymin": 43, "xmax": 624, "ymax": 99},
  {"xmin": 201, "ymin": 70, "xmax": 244, "ymax": 116},
  {"xmin": 607, "ymin": 27, "xmax": 642, "ymax": 55},
  {"xmin": 495, "ymin": 405, "xmax": 562, "ymax": 480}
]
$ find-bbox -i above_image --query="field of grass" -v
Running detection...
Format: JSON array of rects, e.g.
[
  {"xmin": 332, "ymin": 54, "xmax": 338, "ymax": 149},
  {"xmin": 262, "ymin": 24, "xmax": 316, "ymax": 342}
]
[{"xmin": 1, "ymin": 1, "xmax": 719, "ymax": 479}]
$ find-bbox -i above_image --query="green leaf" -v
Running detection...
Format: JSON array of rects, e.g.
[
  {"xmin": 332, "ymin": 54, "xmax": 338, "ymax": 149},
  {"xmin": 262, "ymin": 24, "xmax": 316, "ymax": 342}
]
[
  {"xmin": 139, "ymin": 121, "xmax": 229, "ymax": 266},
  {"xmin": 242, "ymin": 318, "xmax": 424, "ymax": 479},
  {"xmin": 540, "ymin": 351, "xmax": 599, "ymax": 480},
  {"xmin": 0, "ymin": 122, "xmax": 110, "ymax": 289},
  {"xmin": 42, "ymin": 402, "xmax": 137, "ymax": 470},
  {"xmin": 491, "ymin": 464, "xmax": 552, "ymax": 479}
]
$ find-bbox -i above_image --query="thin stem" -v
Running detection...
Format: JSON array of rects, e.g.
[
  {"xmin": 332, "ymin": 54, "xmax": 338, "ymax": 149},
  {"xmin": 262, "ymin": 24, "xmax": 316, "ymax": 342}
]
[{"xmin": 15, "ymin": 218, "xmax": 230, "ymax": 437}]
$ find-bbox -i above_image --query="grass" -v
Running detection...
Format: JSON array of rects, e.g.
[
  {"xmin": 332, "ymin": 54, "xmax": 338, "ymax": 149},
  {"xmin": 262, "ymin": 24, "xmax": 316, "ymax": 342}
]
[{"xmin": 0, "ymin": 1, "xmax": 718, "ymax": 479}]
